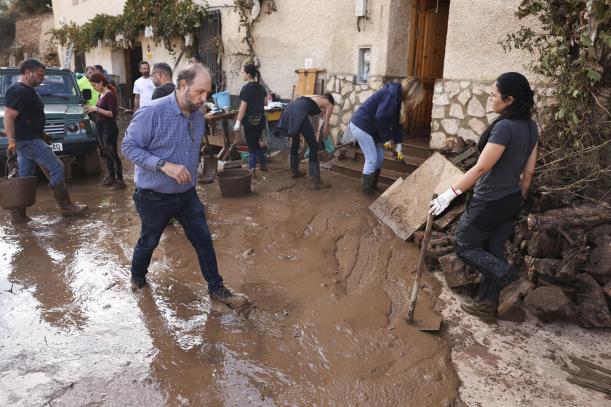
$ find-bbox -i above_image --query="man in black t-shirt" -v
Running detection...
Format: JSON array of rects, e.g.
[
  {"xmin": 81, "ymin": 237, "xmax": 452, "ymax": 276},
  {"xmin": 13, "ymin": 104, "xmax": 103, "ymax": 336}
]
[
  {"xmin": 4, "ymin": 59, "xmax": 87, "ymax": 222},
  {"xmin": 151, "ymin": 62, "xmax": 176, "ymax": 100}
]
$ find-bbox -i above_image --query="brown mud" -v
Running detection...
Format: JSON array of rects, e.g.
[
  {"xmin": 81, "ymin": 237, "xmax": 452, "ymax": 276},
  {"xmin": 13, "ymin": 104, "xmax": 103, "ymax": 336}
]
[{"xmin": 0, "ymin": 154, "xmax": 459, "ymax": 406}]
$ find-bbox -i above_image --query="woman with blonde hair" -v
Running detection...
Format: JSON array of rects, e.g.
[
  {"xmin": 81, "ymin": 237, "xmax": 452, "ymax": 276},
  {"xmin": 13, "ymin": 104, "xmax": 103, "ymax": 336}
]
[{"xmin": 349, "ymin": 77, "xmax": 424, "ymax": 195}]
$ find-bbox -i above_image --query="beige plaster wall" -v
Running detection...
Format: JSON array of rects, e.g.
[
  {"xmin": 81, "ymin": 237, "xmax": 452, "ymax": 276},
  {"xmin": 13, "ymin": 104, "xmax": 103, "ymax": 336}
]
[
  {"xmin": 443, "ymin": 0, "xmax": 538, "ymax": 81},
  {"xmin": 207, "ymin": 0, "xmax": 400, "ymax": 98},
  {"xmin": 50, "ymin": 0, "xmax": 410, "ymax": 97}
]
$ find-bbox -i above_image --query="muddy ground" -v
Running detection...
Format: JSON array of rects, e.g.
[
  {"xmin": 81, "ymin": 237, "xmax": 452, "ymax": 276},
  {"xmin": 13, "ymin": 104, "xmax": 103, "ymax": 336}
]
[{"xmin": 0, "ymin": 152, "xmax": 460, "ymax": 406}]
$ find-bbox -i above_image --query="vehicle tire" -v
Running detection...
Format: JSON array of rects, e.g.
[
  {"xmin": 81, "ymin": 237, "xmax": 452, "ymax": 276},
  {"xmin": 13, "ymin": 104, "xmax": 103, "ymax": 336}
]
[{"xmin": 84, "ymin": 150, "xmax": 101, "ymax": 176}]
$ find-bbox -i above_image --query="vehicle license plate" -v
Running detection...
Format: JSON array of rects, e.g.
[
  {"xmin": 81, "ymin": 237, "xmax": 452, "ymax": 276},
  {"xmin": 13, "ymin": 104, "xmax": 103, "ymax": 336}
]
[{"xmin": 51, "ymin": 143, "xmax": 63, "ymax": 152}]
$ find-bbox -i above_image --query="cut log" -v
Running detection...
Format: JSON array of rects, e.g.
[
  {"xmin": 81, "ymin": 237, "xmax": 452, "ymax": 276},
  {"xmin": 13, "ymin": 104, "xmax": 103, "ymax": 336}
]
[
  {"xmin": 527, "ymin": 204, "xmax": 611, "ymax": 232},
  {"xmin": 586, "ymin": 243, "xmax": 611, "ymax": 285},
  {"xmin": 588, "ymin": 224, "xmax": 611, "ymax": 247},
  {"xmin": 555, "ymin": 251, "xmax": 588, "ymax": 284},
  {"xmin": 439, "ymin": 253, "xmax": 479, "ymax": 288},
  {"xmin": 513, "ymin": 220, "xmax": 529, "ymax": 247},
  {"xmin": 527, "ymin": 230, "xmax": 561, "ymax": 258},
  {"xmin": 433, "ymin": 202, "xmax": 465, "ymax": 231}
]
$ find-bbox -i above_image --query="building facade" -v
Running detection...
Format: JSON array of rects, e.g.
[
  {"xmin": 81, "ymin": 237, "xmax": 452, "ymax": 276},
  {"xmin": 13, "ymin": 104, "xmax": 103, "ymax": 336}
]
[{"xmin": 50, "ymin": 0, "xmax": 539, "ymax": 148}]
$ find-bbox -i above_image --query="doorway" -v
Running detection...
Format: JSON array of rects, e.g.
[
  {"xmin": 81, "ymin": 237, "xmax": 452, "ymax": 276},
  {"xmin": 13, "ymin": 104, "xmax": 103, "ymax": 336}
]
[
  {"xmin": 124, "ymin": 45, "xmax": 143, "ymax": 109},
  {"xmin": 407, "ymin": 0, "xmax": 450, "ymax": 137}
]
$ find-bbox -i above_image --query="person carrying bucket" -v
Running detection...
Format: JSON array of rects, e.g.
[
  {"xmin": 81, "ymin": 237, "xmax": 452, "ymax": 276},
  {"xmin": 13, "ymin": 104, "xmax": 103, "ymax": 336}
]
[
  {"xmin": 4, "ymin": 59, "xmax": 87, "ymax": 222},
  {"xmin": 233, "ymin": 63, "xmax": 268, "ymax": 175}
]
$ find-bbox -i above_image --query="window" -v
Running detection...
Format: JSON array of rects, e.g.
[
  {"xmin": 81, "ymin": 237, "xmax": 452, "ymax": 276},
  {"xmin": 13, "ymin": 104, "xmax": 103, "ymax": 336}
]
[{"xmin": 358, "ymin": 47, "xmax": 371, "ymax": 84}]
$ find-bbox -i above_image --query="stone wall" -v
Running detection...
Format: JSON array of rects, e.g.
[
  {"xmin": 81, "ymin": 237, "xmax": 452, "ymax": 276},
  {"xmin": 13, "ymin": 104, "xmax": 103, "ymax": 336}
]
[
  {"xmin": 13, "ymin": 13, "xmax": 58, "ymax": 66},
  {"xmin": 325, "ymin": 74, "xmax": 403, "ymax": 143},
  {"xmin": 430, "ymin": 79, "xmax": 554, "ymax": 151}
]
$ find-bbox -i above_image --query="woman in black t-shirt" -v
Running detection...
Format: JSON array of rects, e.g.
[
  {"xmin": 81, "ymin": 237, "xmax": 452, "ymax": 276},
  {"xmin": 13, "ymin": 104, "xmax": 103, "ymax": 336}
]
[
  {"xmin": 233, "ymin": 64, "xmax": 268, "ymax": 174},
  {"xmin": 86, "ymin": 73, "xmax": 125, "ymax": 190},
  {"xmin": 429, "ymin": 72, "xmax": 539, "ymax": 323}
]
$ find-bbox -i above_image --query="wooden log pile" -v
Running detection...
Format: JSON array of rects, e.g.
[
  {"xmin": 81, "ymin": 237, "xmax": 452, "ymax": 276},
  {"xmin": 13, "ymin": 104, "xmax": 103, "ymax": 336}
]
[{"xmin": 413, "ymin": 199, "xmax": 611, "ymax": 328}]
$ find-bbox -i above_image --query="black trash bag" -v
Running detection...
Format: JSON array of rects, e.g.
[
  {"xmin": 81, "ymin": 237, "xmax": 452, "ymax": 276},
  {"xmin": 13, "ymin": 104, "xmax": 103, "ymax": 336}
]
[{"xmin": 6, "ymin": 154, "xmax": 19, "ymax": 179}]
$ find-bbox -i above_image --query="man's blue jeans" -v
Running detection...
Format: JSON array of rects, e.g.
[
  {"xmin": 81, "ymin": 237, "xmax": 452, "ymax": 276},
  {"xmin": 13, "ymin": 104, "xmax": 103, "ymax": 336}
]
[
  {"xmin": 131, "ymin": 187, "xmax": 224, "ymax": 293},
  {"xmin": 17, "ymin": 138, "xmax": 64, "ymax": 187}
]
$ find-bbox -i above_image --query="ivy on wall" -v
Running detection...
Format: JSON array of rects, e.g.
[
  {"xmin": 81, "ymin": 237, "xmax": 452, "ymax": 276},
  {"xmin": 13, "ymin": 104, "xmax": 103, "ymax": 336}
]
[
  {"xmin": 501, "ymin": 0, "xmax": 610, "ymax": 199},
  {"xmin": 49, "ymin": 0, "xmax": 209, "ymax": 54}
]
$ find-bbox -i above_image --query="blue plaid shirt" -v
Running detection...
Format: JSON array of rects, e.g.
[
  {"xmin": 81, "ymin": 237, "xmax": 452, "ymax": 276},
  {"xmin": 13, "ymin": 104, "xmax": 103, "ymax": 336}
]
[{"xmin": 122, "ymin": 93, "xmax": 204, "ymax": 194}]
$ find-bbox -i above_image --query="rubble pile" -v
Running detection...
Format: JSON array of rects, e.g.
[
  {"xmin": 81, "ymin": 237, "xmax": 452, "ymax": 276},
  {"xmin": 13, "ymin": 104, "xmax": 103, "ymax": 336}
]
[{"xmin": 414, "ymin": 198, "xmax": 611, "ymax": 328}]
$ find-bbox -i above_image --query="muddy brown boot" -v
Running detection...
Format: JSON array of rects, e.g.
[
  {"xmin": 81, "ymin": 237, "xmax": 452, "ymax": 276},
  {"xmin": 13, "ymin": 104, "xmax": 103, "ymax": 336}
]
[
  {"xmin": 99, "ymin": 174, "xmax": 115, "ymax": 187},
  {"xmin": 10, "ymin": 207, "xmax": 31, "ymax": 224},
  {"xmin": 52, "ymin": 182, "xmax": 88, "ymax": 216},
  {"xmin": 308, "ymin": 161, "xmax": 330, "ymax": 190},
  {"xmin": 290, "ymin": 154, "xmax": 305, "ymax": 178},
  {"xmin": 108, "ymin": 179, "xmax": 126, "ymax": 191}
]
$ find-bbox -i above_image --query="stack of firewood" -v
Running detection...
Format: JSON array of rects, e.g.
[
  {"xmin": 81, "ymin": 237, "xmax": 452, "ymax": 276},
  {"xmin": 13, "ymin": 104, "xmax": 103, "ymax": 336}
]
[{"xmin": 414, "ymin": 201, "xmax": 611, "ymax": 327}]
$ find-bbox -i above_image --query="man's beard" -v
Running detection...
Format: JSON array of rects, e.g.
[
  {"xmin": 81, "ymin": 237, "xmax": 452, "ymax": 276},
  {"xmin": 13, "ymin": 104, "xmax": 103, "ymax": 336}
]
[{"xmin": 183, "ymin": 89, "xmax": 201, "ymax": 112}]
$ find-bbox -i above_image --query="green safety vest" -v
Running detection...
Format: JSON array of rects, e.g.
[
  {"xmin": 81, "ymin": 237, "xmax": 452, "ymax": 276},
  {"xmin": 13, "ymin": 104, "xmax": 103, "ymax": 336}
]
[{"xmin": 77, "ymin": 76, "xmax": 100, "ymax": 106}]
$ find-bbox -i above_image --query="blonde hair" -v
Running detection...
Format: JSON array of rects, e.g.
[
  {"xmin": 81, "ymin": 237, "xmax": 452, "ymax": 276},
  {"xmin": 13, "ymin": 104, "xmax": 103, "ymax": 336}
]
[{"xmin": 400, "ymin": 77, "xmax": 424, "ymax": 125}]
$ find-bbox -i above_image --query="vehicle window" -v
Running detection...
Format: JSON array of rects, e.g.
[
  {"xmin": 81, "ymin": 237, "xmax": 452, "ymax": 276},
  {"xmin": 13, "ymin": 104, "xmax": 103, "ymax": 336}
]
[{"xmin": 0, "ymin": 72, "xmax": 78, "ymax": 98}]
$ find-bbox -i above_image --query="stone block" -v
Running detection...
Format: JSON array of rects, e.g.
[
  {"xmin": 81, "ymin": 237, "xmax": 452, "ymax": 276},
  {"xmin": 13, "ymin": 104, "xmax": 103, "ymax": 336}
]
[
  {"xmin": 445, "ymin": 81, "xmax": 460, "ymax": 99},
  {"xmin": 433, "ymin": 93, "xmax": 450, "ymax": 106},
  {"xmin": 486, "ymin": 97, "xmax": 494, "ymax": 113},
  {"xmin": 430, "ymin": 132, "xmax": 448, "ymax": 149},
  {"xmin": 472, "ymin": 83, "xmax": 486, "ymax": 96},
  {"xmin": 468, "ymin": 118, "xmax": 487, "ymax": 135},
  {"xmin": 575, "ymin": 272, "xmax": 611, "ymax": 328},
  {"xmin": 467, "ymin": 97, "xmax": 486, "ymax": 117},
  {"xmin": 449, "ymin": 104, "xmax": 464, "ymax": 119},
  {"xmin": 457, "ymin": 90, "xmax": 470, "ymax": 106},
  {"xmin": 342, "ymin": 97, "xmax": 352, "ymax": 110},
  {"xmin": 457, "ymin": 128, "xmax": 479, "ymax": 144},
  {"xmin": 341, "ymin": 113, "xmax": 351, "ymax": 125},
  {"xmin": 441, "ymin": 118, "xmax": 459, "ymax": 135},
  {"xmin": 434, "ymin": 81, "xmax": 444, "ymax": 94},
  {"xmin": 431, "ymin": 106, "xmax": 446, "ymax": 119},
  {"xmin": 431, "ymin": 120, "xmax": 440, "ymax": 131},
  {"xmin": 358, "ymin": 90, "xmax": 374, "ymax": 103},
  {"xmin": 524, "ymin": 286, "xmax": 577, "ymax": 323}
]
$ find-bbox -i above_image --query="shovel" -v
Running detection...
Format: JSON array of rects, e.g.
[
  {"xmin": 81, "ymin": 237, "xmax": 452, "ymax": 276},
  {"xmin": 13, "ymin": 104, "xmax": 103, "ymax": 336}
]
[
  {"xmin": 406, "ymin": 193, "xmax": 442, "ymax": 331},
  {"xmin": 202, "ymin": 133, "xmax": 218, "ymax": 184}
]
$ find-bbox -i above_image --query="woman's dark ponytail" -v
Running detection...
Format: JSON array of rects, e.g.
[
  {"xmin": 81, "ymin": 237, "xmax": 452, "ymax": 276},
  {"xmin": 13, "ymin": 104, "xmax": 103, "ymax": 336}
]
[
  {"xmin": 244, "ymin": 63, "xmax": 260, "ymax": 82},
  {"xmin": 478, "ymin": 72, "xmax": 535, "ymax": 152}
]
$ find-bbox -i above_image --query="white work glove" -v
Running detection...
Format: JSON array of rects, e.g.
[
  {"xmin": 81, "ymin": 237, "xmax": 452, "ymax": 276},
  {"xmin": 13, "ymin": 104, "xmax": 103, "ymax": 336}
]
[
  {"xmin": 429, "ymin": 187, "xmax": 462, "ymax": 216},
  {"xmin": 233, "ymin": 121, "xmax": 241, "ymax": 132},
  {"xmin": 383, "ymin": 141, "xmax": 393, "ymax": 150}
]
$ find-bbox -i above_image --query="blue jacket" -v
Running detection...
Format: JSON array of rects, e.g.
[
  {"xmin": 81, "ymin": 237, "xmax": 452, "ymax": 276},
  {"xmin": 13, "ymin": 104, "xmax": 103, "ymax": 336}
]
[{"xmin": 350, "ymin": 83, "xmax": 404, "ymax": 144}]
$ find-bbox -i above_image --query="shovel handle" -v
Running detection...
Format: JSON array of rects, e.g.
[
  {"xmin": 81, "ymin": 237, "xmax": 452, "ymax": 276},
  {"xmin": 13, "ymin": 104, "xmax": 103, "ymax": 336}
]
[{"xmin": 406, "ymin": 193, "xmax": 437, "ymax": 323}]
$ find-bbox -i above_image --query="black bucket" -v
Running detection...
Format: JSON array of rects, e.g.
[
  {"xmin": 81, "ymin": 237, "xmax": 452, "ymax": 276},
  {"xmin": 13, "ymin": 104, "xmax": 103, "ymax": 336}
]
[
  {"xmin": 217, "ymin": 168, "xmax": 251, "ymax": 197},
  {"xmin": 0, "ymin": 176, "xmax": 37, "ymax": 209}
]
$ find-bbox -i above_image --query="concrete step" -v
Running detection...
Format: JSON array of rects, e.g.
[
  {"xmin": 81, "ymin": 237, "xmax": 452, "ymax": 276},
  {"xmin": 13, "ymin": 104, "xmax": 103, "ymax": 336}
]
[
  {"xmin": 353, "ymin": 150, "xmax": 426, "ymax": 173},
  {"xmin": 327, "ymin": 158, "xmax": 413, "ymax": 185}
]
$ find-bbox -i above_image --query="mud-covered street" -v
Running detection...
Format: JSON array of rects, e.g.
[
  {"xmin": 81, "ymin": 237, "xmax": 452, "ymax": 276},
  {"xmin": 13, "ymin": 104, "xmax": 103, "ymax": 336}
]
[{"xmin": 0, "ymin": 151, "xmax": 460, "ymax": 406}]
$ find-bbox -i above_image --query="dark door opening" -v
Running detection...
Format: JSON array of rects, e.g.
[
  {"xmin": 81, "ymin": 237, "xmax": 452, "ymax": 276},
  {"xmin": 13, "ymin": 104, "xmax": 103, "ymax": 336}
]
[
  {"xmin": 197, "ymin": 10, "xmax": 223, "ymax": 94},
  {"xmin": 124, "ymin": 45, "xmax": 143, "ymax": 109},
  {"xmin": 408, "ymin": 0, "xmax": 450, "ymax": 138}
]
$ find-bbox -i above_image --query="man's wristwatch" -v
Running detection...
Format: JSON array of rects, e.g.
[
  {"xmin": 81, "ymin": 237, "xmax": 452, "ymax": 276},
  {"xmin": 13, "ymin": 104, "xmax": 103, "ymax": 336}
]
[{"xmin": 156, "ymin": 159, "xmax": 166, "ymax": 172}]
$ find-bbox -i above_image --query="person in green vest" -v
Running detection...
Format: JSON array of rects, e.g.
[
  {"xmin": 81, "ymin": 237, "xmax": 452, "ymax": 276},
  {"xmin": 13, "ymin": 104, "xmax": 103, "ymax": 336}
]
[{"xmin": 77, "ymin": 66, "xmax": 100, "ymax": 106}]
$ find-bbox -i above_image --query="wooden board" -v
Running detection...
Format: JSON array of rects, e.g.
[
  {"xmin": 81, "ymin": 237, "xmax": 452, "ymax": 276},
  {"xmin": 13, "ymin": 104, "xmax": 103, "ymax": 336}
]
[{"xmin": 369, "ymin": 152, "xmax": 464, "ymax": 240}]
